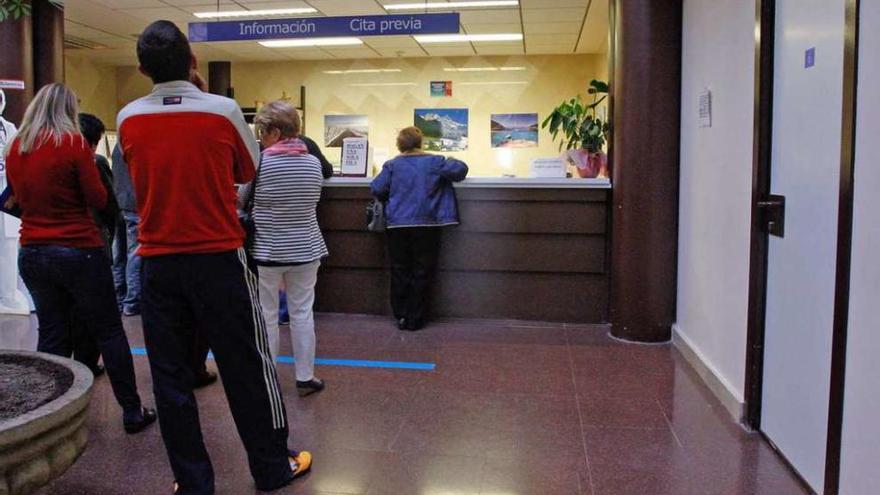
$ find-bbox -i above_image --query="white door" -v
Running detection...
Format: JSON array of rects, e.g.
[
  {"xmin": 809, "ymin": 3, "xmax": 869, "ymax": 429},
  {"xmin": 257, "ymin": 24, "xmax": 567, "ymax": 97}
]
[
  {"xmin": 839, "ymin": 1, "xmax": 880, "ymax": 493},
  {"xmin": 761, "ymin": 0, "xmax": 846, "ymax": 492}
]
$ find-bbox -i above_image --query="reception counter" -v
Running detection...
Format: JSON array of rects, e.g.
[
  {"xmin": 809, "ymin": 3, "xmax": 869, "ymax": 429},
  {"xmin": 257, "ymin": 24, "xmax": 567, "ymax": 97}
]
[{"xmin": 315, "ymin": 177, "xmax": 611, "ymax": 323}]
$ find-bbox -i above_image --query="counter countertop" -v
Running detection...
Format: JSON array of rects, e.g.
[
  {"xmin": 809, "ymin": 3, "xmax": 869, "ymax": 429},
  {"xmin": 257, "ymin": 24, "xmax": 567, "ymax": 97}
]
[{"xmin": 324, "ymin": 177, "xmax": 611, "ymax": 189}]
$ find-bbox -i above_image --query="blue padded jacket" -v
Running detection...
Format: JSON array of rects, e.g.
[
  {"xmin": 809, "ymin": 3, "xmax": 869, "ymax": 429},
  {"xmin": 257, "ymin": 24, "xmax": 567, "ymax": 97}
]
[{"xmin": 370, "ymin": 153, "xmax": 468, "ymax": 228}]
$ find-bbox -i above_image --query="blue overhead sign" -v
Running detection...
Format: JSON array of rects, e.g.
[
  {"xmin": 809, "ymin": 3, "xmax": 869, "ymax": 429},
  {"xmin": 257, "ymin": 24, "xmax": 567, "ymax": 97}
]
[{"xmin": 189, "ymin": 13, "xmax": 460, "ymax": 43}]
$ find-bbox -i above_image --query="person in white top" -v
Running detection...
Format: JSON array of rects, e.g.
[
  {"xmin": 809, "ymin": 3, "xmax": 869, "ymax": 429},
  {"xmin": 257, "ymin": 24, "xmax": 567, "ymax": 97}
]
[
  {"xmin": 0, "ymin": 88, "xmax": 31, "ymax": 316},
  {"xmin": 240, "ymin": 100, "xmax": 328, "ymax": 397}
]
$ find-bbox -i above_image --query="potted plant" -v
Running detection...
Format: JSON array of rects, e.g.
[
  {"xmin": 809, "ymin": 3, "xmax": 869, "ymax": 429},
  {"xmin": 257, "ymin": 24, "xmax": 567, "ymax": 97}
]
[{"xmin": 542, "ymin": 79, "xmax": 610, "ymax": 178}]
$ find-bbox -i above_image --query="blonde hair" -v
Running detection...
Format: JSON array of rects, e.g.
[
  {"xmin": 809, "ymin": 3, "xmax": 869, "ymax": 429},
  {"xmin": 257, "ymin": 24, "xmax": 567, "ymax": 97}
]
[
  {"xmin": 254, "ymin": 100, "xmax": 301, "ymax": 139},
  {"xmin": 396, "ymin": 126, "xmax": 423, "ymax": 152},
  {"xmin": 4, "ymin": 83, "xmax": 80, "ymax": 157}
]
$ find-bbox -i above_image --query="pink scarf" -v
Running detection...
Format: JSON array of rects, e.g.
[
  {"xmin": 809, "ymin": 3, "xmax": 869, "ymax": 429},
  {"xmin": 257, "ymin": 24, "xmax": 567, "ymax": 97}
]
[{"xmin": 263, "ymin": 138, "xmax": 308, "ymax": 157}]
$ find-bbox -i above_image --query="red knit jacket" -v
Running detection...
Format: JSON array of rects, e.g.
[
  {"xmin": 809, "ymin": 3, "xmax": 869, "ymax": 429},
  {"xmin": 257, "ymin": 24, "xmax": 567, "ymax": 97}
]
[{"xmin": 6, "ymin": 132, "xmax": 107, "ymax": 248}]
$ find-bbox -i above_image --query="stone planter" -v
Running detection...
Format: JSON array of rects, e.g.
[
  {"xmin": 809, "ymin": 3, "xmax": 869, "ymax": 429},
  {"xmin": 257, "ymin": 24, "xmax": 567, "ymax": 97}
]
[{"xmin": 0, "ymin": 351, "xmax": 93, "ymax": 495}]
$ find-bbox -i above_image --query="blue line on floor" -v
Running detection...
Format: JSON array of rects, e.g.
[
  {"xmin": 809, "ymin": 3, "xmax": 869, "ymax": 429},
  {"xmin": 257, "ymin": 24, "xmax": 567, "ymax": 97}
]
[{"xmin": 130, "ymin": 347, "xmax": 435, "ymax": 371}]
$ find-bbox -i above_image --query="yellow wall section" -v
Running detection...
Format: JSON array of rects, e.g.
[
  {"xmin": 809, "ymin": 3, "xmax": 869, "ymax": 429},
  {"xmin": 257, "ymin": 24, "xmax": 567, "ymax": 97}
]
[
  {"xmin": 64, "ymin": 52, "xmax": 118, "ymax": 131},
  {"xmin": 109, "ymin": 53, "xmax": 606, "ymax": 177}
]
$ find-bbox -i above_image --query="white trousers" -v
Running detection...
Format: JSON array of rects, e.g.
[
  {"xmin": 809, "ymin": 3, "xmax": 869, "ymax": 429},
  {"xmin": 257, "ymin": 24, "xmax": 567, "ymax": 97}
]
[{"xmin": 257, "ymin": 260, "xmax": 319, "ymax": 382}]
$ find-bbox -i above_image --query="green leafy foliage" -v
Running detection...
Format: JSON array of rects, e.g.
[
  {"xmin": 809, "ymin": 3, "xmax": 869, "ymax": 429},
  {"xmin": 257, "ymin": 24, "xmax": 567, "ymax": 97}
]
[
  {"xmin": 541, "ymin": 79, "xmax": 610, "ymax": 152},
  {"xmin": 0, "ymin": 1, "xmax": 62, "ymax": 22},
  {"xmin": 0, "ymin": 0, "xmax": 30, "ymax": 21}
]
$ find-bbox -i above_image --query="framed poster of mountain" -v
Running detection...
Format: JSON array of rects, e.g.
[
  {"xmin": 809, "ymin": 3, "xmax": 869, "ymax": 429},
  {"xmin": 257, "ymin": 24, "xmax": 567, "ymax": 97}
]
[
  {"xmin": 491, "ymin": 113, "xmax": 539, "ymax": 148},
  {"xmin": 413, "ymin": 108, "xmax": 468, "ymax": 151},
  {"xmin": 324, "ymin": 114, "xmax": 369, "ymax": 148}
]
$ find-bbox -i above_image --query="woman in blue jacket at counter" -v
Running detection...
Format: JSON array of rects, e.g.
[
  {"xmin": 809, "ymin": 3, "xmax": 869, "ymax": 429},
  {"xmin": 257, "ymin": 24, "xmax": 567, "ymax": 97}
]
[{"xmin": 370, "ymin": 126, "xmax": 468, "ymax": 331}]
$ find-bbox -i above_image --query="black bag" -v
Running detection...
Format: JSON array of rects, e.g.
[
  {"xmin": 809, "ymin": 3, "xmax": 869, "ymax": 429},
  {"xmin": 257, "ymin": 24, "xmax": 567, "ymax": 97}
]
[
  {"xmin": 366, "ymin": 199, "xmax": 386, "ymax": 232},
  {"xmin": 239, "ymin": 164, "xmax": 260, "ymax": 251}
]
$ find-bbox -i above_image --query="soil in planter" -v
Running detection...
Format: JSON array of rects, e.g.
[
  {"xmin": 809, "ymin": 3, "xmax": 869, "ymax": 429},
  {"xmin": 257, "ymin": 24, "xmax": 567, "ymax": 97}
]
[{"xmin": 0, "ymin": 356, "xmax": 74, "ymax": 421}]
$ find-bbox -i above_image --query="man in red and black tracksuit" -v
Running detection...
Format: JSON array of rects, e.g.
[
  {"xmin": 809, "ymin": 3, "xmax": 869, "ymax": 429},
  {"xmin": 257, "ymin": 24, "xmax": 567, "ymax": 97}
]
[{"xmin": 117, "ymin": 21, "xmax": 311, "ymax": 494}]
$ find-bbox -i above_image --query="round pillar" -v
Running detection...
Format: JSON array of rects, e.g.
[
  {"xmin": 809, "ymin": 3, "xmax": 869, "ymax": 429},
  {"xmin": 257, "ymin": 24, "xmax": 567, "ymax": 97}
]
[
  {"xmin": 609, "ymin": 0, "xmax": 683, "ymax": 342},
  {"xmin": 0, "ymin": 12, "xmax": 34, "ymax": 124},
  {"xmin": 208, "ymin": 61, "xmax": 232, "ymax": 97},
  {"xmin": 32, "ymin": 0, "xmax": 65, "ymax": 90}
]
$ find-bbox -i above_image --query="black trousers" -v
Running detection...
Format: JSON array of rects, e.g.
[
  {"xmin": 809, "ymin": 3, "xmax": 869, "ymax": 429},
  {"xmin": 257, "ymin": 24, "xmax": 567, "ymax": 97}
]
[
  {"xmin": 18, "ymin": 245, "xmax": 142, "ymax": 416},
  {"xmin": 141, "ymin": 249, "xmax": 292, "ymax": 494},
  {"xmin": 387, "ymin": 227, "xmax": 442, "ymax": 325}
]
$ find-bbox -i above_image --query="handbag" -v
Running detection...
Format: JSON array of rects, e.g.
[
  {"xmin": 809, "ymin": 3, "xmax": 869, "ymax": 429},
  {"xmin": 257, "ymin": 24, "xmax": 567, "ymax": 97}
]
[
  {"xmin": 366, "ymin": 199, "xmax": 386, "ymax": 232},
  {"xmin": 238, "ymin": 164, "xmax": 260, "ymax": 251}
]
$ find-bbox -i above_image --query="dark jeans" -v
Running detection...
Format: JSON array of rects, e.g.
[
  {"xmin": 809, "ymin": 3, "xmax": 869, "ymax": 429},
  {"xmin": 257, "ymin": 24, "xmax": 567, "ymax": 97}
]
[
  {"xmin": 121, "ymin": 211, "xmax": 142, "ymax": 314},
  {"xmin": 279, "ymin": 290, "xmax": 289, "ymax": 324},
  {"xmin": 142, "ymin": 249, "xmax": 293, "ymax": 494},
  {"xmin": 387, "ymin": 227, "xmax": 442, "ymax": 325},
  {"xmin": 19, "ymin": 245, "xmax": 142, "ymax": 416},
  {"xmin": 71, "ymin": 313, "xmax": 101, "ymax": 372},
  {"xmin": 111, "ymin": 215, "xmax": 128, "ymax": 310}
]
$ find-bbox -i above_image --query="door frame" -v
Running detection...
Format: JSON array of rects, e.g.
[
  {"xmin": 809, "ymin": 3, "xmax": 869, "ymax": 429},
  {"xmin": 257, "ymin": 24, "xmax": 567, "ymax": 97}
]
[
  {"xmin": 823, "ymin": 0, "xmax": 860, "ymax": 493},
  {"xmin": 742, "ymin": 0, "xmax": 861, "ymax": 494}
]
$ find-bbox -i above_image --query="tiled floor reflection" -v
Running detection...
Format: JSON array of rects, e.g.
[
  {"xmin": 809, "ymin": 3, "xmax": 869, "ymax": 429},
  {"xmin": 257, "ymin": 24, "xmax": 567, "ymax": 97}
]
[{"xmin": 0, "ymin": 313, "xmax": 809, "ymax": 495}]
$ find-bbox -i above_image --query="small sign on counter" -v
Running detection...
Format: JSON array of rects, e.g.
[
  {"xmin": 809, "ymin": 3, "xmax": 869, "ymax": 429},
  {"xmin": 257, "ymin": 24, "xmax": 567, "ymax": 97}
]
[
  {"xmin": 530, "ymin": 157, "xmax": 567, "ymax": 178},
  {"xmin": 341, "ymin": 137, "xmax": 369, "ymax": 177}
]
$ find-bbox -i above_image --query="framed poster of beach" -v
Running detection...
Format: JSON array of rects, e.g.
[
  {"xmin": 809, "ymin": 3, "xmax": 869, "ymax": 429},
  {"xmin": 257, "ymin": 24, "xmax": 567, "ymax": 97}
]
[
  {"xmin": 490, "ymin": 113, "xmax": 539, "ymax": 148},
  {"xmin": 324, "ymin": 114, "xmax": 369, "ymax": 148}
]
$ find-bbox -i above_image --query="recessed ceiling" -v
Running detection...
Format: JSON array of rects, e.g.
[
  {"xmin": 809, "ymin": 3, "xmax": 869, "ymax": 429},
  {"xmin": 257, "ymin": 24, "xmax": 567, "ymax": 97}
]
[{"xmin": 62, "ymin": 0, "xmax": 608, "ymax": 65}]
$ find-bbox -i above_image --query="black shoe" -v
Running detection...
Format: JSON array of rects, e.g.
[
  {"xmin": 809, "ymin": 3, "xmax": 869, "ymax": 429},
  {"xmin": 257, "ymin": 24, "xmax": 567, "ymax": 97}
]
[
  {"xmin": 193, "ymin": 370, "xmax": 218, "ymax": 389},
  {"xmin": 124, "ymin": 407, "xmax": 157, "ymax": 434},
  {"xmin": 296, "ymin": 378, "xmax": 325, "ymax": 397},
  {"xmin": 405, "ymin": 319, "xmax": 424, "ymax": 332},
  {"xmin": 90, "ymin": 364, "xmax": 105, "ymax": 378},
  {"xmin": 397, "ymin": 318, "xmax": 408, "ymax": 330}
]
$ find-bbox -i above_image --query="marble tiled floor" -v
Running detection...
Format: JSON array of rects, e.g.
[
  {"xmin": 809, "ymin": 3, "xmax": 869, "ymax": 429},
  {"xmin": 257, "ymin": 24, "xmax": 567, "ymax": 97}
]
[{"xmin": 0, "ymin": 313, "xmax": 809, "ymax": 495}]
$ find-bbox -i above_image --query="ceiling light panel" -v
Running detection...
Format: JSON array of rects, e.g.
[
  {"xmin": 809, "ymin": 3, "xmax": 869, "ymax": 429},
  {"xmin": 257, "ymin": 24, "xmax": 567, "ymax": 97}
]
[
  {"xmin": 349, "ymin": 82, "xmax": 418, "ymax": 87},
  {"xmin": 259, "ymin": 37, "xmax": 364, "ymax": 47},
  {"xmin": 193, "ymin": 8, "xmax": 317, "ymax": 19},
  {"xmin": 442, "ymin": 66, "xmax": 526, "ymax": 72},
  {"xmin": 323, "ymin": 69, "xmax": 403, "ymax": 74},
  {"xmin": 384, "ymin": 1, "xmax": 518, "ymax": 9},
  {"xmin": 414, "ymin": 33, "xmax": 523, "ymax": 43}
]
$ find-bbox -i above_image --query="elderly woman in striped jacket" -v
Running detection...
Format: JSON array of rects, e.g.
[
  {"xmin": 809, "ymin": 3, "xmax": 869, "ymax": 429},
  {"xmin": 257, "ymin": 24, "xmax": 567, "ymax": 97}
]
[{"xmin": 240, "ymin": 100, "xmax": 328, "ymax": 396}]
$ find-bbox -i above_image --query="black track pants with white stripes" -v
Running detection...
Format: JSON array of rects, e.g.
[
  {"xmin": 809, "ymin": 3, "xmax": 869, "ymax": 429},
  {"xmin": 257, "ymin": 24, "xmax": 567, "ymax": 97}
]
[{"xmin": 142, "ymin": 249, "xmax": 293, "ymax": 495}]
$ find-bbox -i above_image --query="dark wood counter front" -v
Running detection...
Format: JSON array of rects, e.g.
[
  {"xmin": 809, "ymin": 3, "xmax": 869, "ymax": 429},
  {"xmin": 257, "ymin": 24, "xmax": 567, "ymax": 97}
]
[{"xmin": 315, "ymin": 183, "xmax": 610, "ymax": 323}]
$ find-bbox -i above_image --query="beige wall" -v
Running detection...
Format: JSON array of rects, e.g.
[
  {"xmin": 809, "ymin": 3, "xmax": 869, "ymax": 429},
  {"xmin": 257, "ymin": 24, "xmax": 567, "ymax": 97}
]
[
  {"xmin": 115, "ymin": 66, "xmax": 153, "ymax": 120},
  {"xmin": 112, "ymin": 53, "xmax": 607, "ymax": 177},
  {"xmin": 65, "ymin": 52, "xmax": 118, "ymax": 130},
  {"xmin": 233, "ymin": 54, "xmax": 607, "ymax": 177}
]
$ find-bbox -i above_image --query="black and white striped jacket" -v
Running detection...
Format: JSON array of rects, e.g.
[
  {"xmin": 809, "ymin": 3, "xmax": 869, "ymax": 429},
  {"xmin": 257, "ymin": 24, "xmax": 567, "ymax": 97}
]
[{"xmin": 241, "ymin": 147, "xmax": 329, "ymax": 264}]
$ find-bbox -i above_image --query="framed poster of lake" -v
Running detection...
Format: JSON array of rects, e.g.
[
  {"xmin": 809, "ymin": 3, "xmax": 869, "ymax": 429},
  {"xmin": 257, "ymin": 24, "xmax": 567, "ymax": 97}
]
[{"xmin": 490, "ymin": 113, "xmax": 539, "ymax": 148}]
